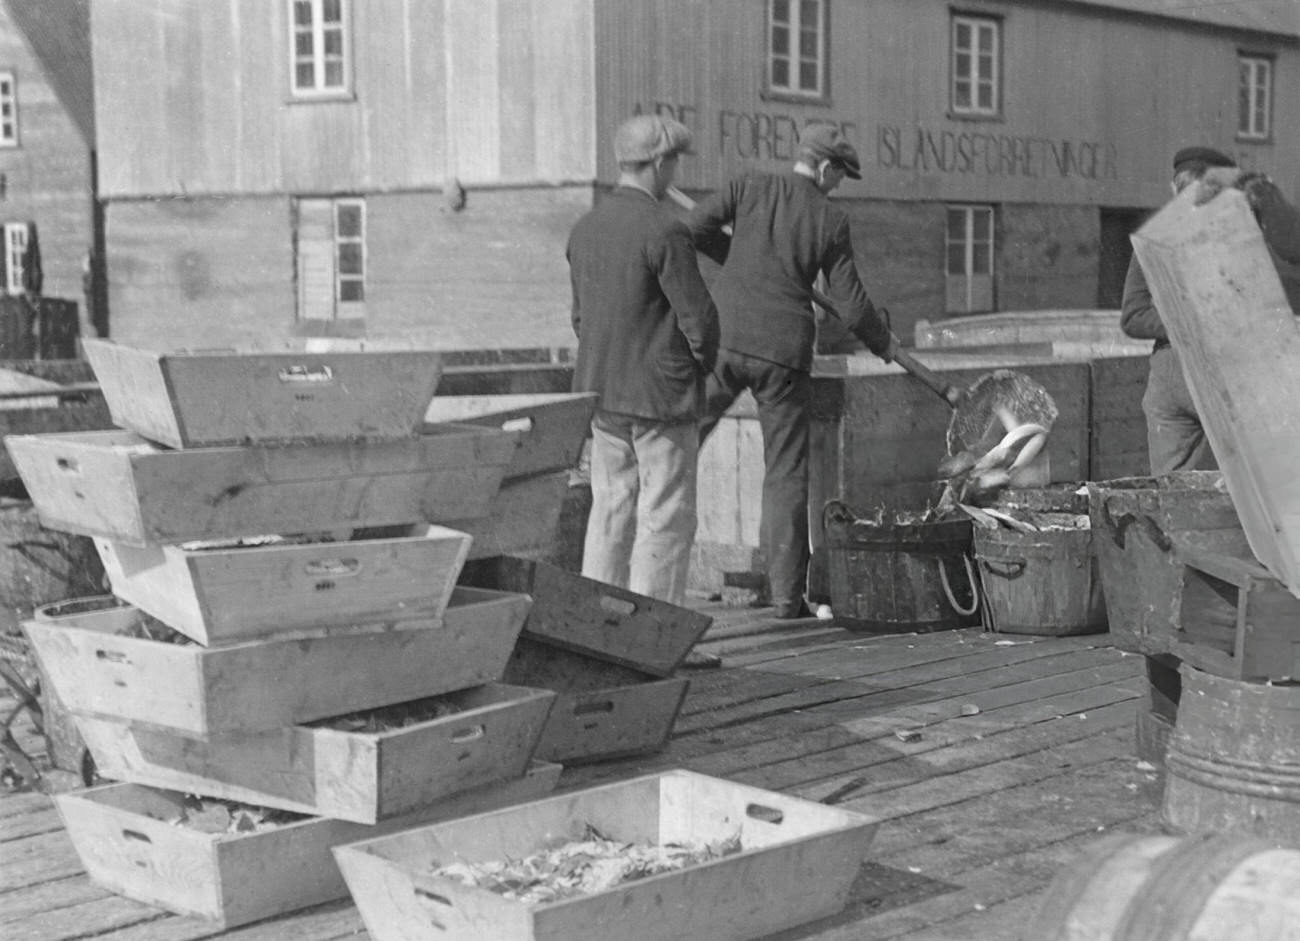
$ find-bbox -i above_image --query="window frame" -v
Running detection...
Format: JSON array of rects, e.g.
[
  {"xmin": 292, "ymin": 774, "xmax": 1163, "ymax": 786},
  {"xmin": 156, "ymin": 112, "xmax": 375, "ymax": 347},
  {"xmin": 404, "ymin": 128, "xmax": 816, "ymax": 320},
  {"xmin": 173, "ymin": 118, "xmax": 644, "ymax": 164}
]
[
  {"xmin": 287, "ymin": 0, "xmax": 353, "ymax": 101},
  {"xmin": 1237, "ymin": 53, "xmax": 1273, "ymax": 141},
  {"xmin": 0, "ymin": 71, "xmax": 19, "ymax": 148},
  {"xmin": 294, "ymin": 196, "xmax": 366, "ymax": 326},
  {"xmin": 766, "ymin": 0, "xmax": 830, "ymax": 104},
  {"xmin": 945, "ymin": 204, "xmax": 996, "ymax": 315},
  {"xmin": 3, "ymin": 222, "xmax": 27, "ymax": 295},
  {"xmin": 333, "ymin": 198, "xmax": 366, "ymax": 309},
  {"xmin": 950, "ymin": 13, "xmax": 1001, "ymax": 119}
]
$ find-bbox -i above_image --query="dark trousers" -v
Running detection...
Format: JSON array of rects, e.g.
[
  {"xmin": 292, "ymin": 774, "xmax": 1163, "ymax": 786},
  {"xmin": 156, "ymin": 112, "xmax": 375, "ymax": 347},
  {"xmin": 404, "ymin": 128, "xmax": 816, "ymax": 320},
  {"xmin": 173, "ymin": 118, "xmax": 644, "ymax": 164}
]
[
  {"xmin": 1142, "ymin": 346, "xmax": 1217, "ymax": 475},
  {"xmin": 701, "ymin": 349, "xmax": 811, "ymax": 611}
]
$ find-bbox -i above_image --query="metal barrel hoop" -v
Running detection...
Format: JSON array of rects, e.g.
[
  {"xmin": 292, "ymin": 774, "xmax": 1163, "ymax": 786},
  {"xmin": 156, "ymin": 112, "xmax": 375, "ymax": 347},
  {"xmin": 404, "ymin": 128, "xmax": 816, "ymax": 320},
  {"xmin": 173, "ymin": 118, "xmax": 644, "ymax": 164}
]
[{"xmin": 938, "ymin": 551, "xmax": 980, "ymax": 617}]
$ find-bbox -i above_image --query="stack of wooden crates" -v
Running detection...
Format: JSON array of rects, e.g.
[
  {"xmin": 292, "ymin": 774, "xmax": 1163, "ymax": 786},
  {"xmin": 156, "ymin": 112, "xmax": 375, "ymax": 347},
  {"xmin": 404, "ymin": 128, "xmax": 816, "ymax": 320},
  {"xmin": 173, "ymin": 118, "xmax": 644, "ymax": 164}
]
[{"xmin": 9, "ymin": 340, "xmax": 579, "ymax": 928}]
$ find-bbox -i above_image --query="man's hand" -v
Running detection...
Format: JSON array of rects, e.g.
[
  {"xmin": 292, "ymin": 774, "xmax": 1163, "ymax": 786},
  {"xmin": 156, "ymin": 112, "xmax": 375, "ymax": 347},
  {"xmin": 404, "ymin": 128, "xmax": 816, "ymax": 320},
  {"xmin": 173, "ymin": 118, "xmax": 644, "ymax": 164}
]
[{"xmin": 882, "ymin": 332, "xmax": 900, "ymax": 363}]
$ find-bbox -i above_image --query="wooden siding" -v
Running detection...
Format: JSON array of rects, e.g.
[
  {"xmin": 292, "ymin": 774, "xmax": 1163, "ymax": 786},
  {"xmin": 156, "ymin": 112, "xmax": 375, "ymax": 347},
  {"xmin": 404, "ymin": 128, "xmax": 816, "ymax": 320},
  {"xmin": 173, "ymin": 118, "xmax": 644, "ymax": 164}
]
[
  {"xmin": 0, "ymin": 1, "xmax": 93, "ymax": 307},
  {"xmin": 596, "ymin": 0, "xmax": 1300, "ymax": 207},
  {"xmin": 92, "ymin": 0, "xmax": 595, "ymax": 199},
  {"xmin": 105, "ymin": 187, "xmax": 588, "ymax": 350}
]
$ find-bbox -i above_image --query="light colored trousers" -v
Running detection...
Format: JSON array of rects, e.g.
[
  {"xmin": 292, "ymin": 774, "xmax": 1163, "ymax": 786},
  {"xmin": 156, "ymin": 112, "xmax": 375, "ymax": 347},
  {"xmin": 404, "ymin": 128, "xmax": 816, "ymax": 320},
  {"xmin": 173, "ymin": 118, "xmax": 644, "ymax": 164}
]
[{"xmin": 582, "ymin": 410, "xmax": 698, "ymax": 606}]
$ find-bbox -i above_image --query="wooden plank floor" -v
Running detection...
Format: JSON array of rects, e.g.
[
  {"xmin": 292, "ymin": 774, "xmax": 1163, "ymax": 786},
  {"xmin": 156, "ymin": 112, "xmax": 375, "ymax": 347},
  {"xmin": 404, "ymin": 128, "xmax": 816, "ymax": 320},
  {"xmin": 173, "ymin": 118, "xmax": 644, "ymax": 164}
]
[{"xmin": 0, "ymin": 608, "xmax": 1166, "ymax": 941}]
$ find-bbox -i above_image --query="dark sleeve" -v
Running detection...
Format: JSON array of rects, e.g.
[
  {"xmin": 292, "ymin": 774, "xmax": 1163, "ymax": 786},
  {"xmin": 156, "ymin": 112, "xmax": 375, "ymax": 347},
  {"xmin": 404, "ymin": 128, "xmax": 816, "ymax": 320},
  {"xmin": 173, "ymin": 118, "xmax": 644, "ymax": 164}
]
[
  {"xmin": 1247, "ymin": 178, "xmax": 1300, "ymax": 265},
  {"xmin": 685, "ymin": 179, "xmax": 740, "ymax": 267},
  {"xmin": 822, "ymin": 216, "xmax": 892, "ymax": 357},
  {"xmin": 655, "ymin": 223, "xmax": 720, "ymax": 375},
  {"xmin": 566, "ymin": 242, "xmax": 582, "ymax": 338},
  {"xmin": 1119, "ymin": 254, "xmax": 1167, "ymax": 342}
]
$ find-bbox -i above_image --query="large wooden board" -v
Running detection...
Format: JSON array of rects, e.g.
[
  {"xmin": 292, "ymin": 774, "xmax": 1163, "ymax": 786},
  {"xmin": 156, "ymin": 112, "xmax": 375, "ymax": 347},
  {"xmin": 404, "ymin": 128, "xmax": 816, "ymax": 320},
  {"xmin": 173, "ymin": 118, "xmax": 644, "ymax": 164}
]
[
  {"xmin": 54, "ymin": 763, "xmax": 561, "ymax": 929},
  {"xmin": 23, "ymin": 588, "xmax": 530, "ymax": 739},
  {"xmin": 1131, "ymin": 188, "xmax": 1300, "ymax": 595},
  {"xmin": 75, "ymin": 683, "xmax": 555, "ymax": 823},
  {"xmin": 7, "ymin": 424, "xmax": 517, "ymax": 546}
]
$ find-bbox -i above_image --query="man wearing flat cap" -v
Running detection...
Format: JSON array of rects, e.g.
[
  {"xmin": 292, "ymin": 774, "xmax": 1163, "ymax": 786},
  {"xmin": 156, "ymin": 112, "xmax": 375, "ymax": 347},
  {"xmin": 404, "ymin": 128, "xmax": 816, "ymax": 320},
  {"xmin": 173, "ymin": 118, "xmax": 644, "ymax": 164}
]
[
  {"xmin": 1122, "ymin": 146, "xmax": 1300, "ymax": 474},
  {"xmin": 567, "ymin": 114, "xmax": 719, "ymax": 605},
  {"xmin": 686, "ymin": 124, "xmax": 900, "ymax": 619}
]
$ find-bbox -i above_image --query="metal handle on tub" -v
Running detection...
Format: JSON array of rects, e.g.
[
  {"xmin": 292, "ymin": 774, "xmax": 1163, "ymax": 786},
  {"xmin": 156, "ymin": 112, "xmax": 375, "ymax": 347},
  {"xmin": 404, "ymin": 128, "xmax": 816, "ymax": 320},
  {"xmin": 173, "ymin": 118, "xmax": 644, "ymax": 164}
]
[
  {"xmin": 276, "ymin": 364, "xmax": 334, "ymax": 384},
  {"xmin": 303, "ymin": 558, "xmax": 361, "ymax": 577}
]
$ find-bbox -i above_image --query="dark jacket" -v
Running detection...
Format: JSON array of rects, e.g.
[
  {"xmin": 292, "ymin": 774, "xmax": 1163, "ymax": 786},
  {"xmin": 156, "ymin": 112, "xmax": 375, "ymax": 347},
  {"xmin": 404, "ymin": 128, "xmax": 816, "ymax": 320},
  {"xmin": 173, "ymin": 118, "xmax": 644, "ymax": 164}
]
[
  {"xmin": 1123, "ymin": 179, "xmax": 1300, "ymax": 348},
  {"xmin": 567, "ymin": 187, "xmax": 719, "ymax": 421},
  {"xmin": 686, "ymin": 171, "xmax": 891, "ymax": 371}
]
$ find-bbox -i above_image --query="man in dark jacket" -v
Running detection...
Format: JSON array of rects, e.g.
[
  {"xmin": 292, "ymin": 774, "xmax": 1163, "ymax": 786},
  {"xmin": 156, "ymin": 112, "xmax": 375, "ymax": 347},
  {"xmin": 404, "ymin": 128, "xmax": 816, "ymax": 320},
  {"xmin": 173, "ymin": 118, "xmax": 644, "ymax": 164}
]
[
  {"xmin": 687, "ymin": 125, "xmax": 900, "ymax": 618},
  {"xmin": 567, "ymin": 115, "xmax": 719, "ymax": 605},
  {"xmin": 1122, "ymin": 146, "xmax": 1300, "ymax": 474}
]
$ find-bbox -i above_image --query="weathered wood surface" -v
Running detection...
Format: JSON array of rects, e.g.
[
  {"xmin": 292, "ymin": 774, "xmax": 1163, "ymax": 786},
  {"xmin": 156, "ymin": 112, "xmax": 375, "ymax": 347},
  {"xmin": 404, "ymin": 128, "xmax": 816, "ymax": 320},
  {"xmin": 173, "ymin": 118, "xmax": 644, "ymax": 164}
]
[
  {"xmin": 1132, "ymin": 187, "xmax": 1300, "ymax": 597},
  {"xmin": 0, "ymin": 604, "xmax": 1160, "ymax": 941}
]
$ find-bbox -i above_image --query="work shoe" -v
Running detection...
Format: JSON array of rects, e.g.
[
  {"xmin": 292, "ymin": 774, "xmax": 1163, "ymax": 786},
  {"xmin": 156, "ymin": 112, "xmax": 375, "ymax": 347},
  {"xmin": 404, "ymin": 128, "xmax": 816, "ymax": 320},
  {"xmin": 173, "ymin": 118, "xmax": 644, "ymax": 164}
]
[{"xmin": 773, "ymin": 600, "xmax": 815, "ymax": 620}]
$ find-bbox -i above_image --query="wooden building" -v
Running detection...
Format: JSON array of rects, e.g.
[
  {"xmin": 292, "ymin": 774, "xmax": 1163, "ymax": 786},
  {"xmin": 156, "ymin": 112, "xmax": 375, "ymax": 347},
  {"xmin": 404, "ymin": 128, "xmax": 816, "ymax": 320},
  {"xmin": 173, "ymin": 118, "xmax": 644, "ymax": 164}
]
[
  {"xmin": 90, "ymin": 0, "xmax": 1299, "ymax": 348},
  {"xmin": 0, "ymin": 0, "xmax": 97, "ymax": 334}
]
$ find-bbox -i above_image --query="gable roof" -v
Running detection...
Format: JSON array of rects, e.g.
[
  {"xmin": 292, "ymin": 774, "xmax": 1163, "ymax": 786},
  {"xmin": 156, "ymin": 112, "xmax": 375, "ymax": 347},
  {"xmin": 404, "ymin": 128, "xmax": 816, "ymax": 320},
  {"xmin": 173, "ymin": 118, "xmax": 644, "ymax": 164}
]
[
  {"xmin": 3, "ymin": 0, "xmax": 93, "ymax": 145},
  {"xmin": 1055, "ymin": 1, "xmax": 1300, "ymax": 38}
]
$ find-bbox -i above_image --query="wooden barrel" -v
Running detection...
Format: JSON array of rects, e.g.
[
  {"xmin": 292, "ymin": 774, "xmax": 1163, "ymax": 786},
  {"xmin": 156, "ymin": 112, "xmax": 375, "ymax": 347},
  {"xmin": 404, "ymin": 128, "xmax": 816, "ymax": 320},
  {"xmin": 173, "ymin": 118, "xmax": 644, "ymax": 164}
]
[
  {"xmin": 1164, "ymin": 665, "xmax": 1300, "ymax": 842},
  {"xmin": 822, "ymin": 502, "xmax": 977, "ymax": 634},
  {"xmin": 1024, "ymin": 832, "xmax": 1300, "ymax": 940}
]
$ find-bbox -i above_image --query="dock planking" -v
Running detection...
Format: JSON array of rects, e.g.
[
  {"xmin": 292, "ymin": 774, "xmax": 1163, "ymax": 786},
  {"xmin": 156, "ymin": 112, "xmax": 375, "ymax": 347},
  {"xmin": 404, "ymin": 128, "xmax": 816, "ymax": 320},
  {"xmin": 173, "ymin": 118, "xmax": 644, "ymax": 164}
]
[{"xmin": 1, "ymin": 605, "xmax": 1160, "ymax": 941}]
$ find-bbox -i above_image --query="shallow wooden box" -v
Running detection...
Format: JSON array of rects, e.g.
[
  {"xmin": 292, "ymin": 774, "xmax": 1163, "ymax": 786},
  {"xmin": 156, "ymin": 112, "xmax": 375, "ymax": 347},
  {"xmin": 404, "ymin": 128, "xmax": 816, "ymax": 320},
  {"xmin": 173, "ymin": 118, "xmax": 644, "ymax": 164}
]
[
  {"xmin": 95, "ymin": 525, "xmax": 472, "ymax": 646},
  {"xmin": 423, "ymin": 392, "xmax": 596, "ymax": 479},
  {"xmin": 56, "ymin": 762, "xmax": 562, "ymax": 930},
  {"xmin": 461, "ymin": 556, "xmax": 712, "ymax": 676},
  {"xmin": 77, "ymin": 683, "xmax": 557, "ymax": 824},
  {"xmin": 334, "ymin": 769, "xmax": 880, "ymax": 941},
  {"xmin": 6, "ymin": 424, "xmax": 518, "ymax": 546},
  {"xmin": 82, "ymin": 339, "xmax": 444, "ymax": 448},
  {"xmin": 502, "ymin": 636, "xmax": 689, "ymax": 763},
  {"xmin": 450, "ymin": 471, "xmax": 571, "ymax": 562},
  {"xmin": 23, "ymin": 587, "xmax": 530, "ymax": 739}
]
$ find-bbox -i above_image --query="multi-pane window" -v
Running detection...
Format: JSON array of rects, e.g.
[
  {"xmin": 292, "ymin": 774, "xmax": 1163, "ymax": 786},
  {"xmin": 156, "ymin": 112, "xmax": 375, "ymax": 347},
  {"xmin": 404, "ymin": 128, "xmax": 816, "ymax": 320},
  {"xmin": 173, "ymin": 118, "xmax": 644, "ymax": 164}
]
[
  {"xmin": 296, "ymin": 198, "xmax": 365, "ymax": 323},
  {"xmin": 290, "ymin": 0, "xmax": 350, "ymax": 97},
  {"xmin": 3, "ymin": 222, "xmax": 28, "ymax": 294},
  {"xmin": 0, "ymin": 72, "xmax": 17, "ymax": 146},
  {"xmin": 1238, "ymin": 55, "xmax": 1272, "ymax": 140},
  {"xmin": 951, "ymin": 14, "xmax": 999, "ymax": 116},
  {"xmin": 946, "ymin": 206, "xmax": 995, "ymax": 314},
  {"xmin": 769, "ymin": 0, "xmax": 826, "ymax": 98}
]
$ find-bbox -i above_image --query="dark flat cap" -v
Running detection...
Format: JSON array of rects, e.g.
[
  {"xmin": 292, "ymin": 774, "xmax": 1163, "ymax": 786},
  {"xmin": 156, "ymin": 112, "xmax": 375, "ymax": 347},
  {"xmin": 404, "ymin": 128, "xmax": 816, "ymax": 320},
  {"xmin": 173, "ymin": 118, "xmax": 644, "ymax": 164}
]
[
  {"xmin": 798, "ymin": 125, "xmax": 862, "ymax": 180},
  {"xmin": 1172, "ymin": 146, "xmax": 1235, "ymax": 172}
]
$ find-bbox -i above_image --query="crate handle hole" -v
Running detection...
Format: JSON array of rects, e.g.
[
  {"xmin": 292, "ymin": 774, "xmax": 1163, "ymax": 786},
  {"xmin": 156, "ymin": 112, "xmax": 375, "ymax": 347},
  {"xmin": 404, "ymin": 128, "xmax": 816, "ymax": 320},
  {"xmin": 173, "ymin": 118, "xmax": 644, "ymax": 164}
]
[
  {"xmin": 56, "ymin": 457, "xmax": 79, "ymax": 473},
  {"xmin": 501, "ymin": 416, "xmax": 533, "ymax": 434},
  {"xmin": 278, "ymin": 364, "xmax": 334, "ymax": 384},
  {"xmin": 95, "ymin": 649, "xmax": 129, "ymax": 664},
  {"xmin": 122, "ymin": 829, "xmax": 152, "ymax": 843},
  {"xmin": 598, "ymin": 596, "xmax": 637, "ymax": 618},
  {"xmin": 746, "ymin": 803, "xmax": 784, "ymax": 825},
  {"xmin": 304, "ymin": 558, "xmax": 361, "ymax": 577},
  {"xmin": 451, "ymin": 724, "xmax": 485, "ymax": 744},
  {"xmin": 573, "ymin": 699, "xmax": 615, "ymax": 716}
]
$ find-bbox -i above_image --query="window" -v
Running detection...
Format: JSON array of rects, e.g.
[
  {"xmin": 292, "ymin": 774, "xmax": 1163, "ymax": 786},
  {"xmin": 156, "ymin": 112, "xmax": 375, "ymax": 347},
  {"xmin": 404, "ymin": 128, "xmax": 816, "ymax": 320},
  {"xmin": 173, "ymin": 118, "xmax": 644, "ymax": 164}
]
[
  {"xmin": 3, "ymin": 222, "xmax": 27, "ymax": 294},
  {"xmin": 295, "ymin": 197, "xmax": 365, "ymax": 323},
  {"xmin": 946, "ymin": 206, "xmax": 994, "ymax": 313},
  {"xmin": 1238, "ymin": 54, "xmax": 1272, "ymax": 140},
  {"xmin": 951, "ymin": 14, "xmax": 999, "ymax": 117},
  {"xmin": 769, "ymin": 0, "xmax": 826, "ymax": 99},
  {"xmin": 0, "ymin": 72, "xmax": 17, "ymax": 146},
  {"xmin": 289, "ymin": 0, "xmax": 350, "ymax": 97}
]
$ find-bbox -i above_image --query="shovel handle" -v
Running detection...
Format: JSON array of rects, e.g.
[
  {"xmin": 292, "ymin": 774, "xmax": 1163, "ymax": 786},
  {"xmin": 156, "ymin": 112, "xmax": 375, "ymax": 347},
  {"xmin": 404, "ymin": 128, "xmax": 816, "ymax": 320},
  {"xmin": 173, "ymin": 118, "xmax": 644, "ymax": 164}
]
[{"xmin": 892, "ymin": 347, "xmax": 962, "ymax": 407}]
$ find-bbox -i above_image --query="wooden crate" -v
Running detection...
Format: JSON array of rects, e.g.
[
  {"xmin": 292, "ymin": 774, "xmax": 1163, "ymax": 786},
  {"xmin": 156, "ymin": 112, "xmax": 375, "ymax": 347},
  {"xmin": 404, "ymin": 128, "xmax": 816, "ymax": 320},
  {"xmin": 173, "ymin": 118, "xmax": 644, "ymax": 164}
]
[
  {"xmin": 56, "ymin": 762, "xmax": 562, "ymax": 929},
  {"xmin": 1172, "ymin": 543, "xmax": 1300, "ymax": 682},
  {"xmin": 76, "ymin": 682, "xmax": 556, "ymax": 823},
  {"xmin": 423, "ymin": 392, "xmax": 596, "ymax": 478},
  {"xmin": 6, "ymin": 424, "xmax": 517, "ymax": 546},
  {"xmin": 450, "ymin": 471, "xmax": 570, "ymax": 561},
  {"xmin": 460, "ymin": 556, "xmax": 712, "ymax": 676},
  {"xmin": 501, "ymin": 636, "xmax": 688, "ymax": 763},
  {"xmin": 95, "ymin": 525, "xmax": 471, "ymax": 646},
  {"xmin": 333, "ymin": 770, "xmax": 880, "ymax": 941},
  {"xmin": 82, "ymin": 339, "xmax": 444, "ymax": 448},
  {"xmin": 22, "ymin": 587, "xmax": 530, "ymax": 739}
]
